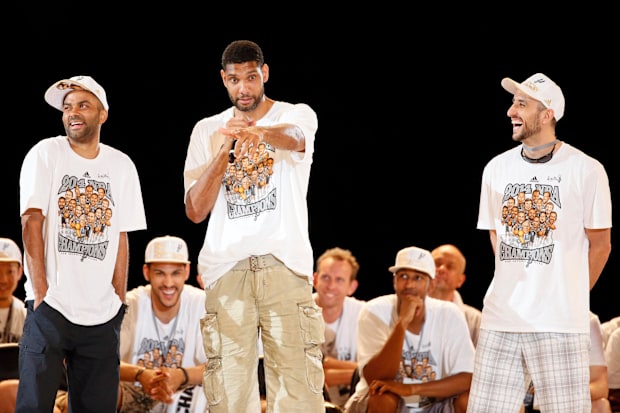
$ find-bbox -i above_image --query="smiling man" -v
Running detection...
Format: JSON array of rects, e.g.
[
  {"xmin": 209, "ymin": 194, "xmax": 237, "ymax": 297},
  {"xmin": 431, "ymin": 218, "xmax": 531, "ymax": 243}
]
[{"xmin": 468, "ymin": 73, "xmax": 613, "ymax": 413}]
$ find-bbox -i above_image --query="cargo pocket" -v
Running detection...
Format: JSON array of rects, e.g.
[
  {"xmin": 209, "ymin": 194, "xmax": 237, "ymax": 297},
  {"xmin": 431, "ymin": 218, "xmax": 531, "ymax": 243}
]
[
  {"xmin": 200, "ymin": 313, "xmax": 224, "ymax": 405},
  {"xmin": 298, "ymin": 304, "xmax": 325, "ymax": 394},
  {"xmin": 18, "ymin": 332, "xmax": 47, "ymax": 376}
]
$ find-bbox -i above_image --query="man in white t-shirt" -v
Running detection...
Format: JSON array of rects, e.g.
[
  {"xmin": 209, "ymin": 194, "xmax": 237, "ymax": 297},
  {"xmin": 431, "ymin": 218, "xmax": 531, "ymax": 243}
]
[
  {"xmin": 0, "ymin": 237, "xmax": 27, "ymax": 411},
  {"xmin": 605, "ymin": 320, "xmax": 620, "ymax": 412},
  {"xmin": 429, "ymin": 244, "xmax": 481, "ymax": 347},
  {"xmin": 313, "ymin": 247, "xmax": 365, "ymax": 408},
  {"xmin": 117, "ymin": 235, "xmax": 207, "ymax": 412},
  {"xmin": 183, "ymin": 40, "xmax": 323, "ymax": 412},
  {"xmin": 56, "ymin": 235, "xmax": 208, "ymax": 413},
  {"xmin": 469, "ymin": 73, "xmax": 612, "ymax": 413},
  {"xmin": 345, "ymin": 246, "xmax": 474, "ymax": 413},
  {"xmin": 17, "ymin": 75, "xmax": 147, "ymax": 412}
]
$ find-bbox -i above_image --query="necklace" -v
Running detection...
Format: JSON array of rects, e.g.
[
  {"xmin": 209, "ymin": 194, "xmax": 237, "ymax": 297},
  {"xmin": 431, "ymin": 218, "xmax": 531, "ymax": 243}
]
[
  {"xmin": 522, "ymin": 139, "xmax": 559, "ymax": 152},
  {"xmin": 1, "ymin": 299, "xmax": 14, "ymax": 343},
  {"xmin": 151, "ymin": 309, "xmax": 179, "ymax": 350},
  {"xmin": 521, "ymin": 143, "xmax": 557, "ymax": 164},
  {"xmin": 404, "ymin": 321, "xmax": 425, "ymax": 357}
]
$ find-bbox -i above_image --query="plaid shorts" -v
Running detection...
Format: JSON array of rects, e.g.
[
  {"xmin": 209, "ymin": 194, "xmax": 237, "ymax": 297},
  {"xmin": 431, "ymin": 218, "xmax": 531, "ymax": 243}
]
[{"xmin": 467, "ymin": 329, "xmax": 589, "ymax": 413}]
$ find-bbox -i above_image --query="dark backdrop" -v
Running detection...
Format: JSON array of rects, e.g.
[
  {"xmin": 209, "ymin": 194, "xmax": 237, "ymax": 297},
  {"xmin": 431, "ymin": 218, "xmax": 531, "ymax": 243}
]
[{"xmin": 3, "ymin": 8, "xmax": 618, "ymax": 323}]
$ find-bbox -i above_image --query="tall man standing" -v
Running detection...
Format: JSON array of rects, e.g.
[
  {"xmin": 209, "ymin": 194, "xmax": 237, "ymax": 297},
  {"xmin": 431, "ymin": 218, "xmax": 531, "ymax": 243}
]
[
  {"xmin": 468, "ymin": 73, "xmax": 612, "ymax": 412},
  {"xmin": 183, "ymin": 40, "xmax": 324, "ymax": 412}
]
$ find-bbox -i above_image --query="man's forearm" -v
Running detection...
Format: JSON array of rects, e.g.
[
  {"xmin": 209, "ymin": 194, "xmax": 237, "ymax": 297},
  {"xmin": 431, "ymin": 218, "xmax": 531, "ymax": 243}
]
[{"xmin": 112, "ymin": 232, "xmax": 129, "ymax": 303}]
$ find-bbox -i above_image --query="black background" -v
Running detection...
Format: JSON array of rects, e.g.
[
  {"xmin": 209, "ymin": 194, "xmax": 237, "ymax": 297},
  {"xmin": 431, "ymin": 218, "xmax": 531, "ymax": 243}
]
[{"xmin": 3, "ymin": 7, "xmax": 618, "ymax": 323}]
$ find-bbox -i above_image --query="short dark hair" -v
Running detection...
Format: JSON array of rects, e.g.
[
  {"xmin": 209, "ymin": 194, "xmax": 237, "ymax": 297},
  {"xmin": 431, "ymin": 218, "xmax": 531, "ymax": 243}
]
[{"xmin": 221, "ymin": 40, "xmax": 264, "ymax": 69}]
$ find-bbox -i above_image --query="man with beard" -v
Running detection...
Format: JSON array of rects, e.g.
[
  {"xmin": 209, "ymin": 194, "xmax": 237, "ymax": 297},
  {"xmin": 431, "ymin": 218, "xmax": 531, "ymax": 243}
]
[
  {"xmin": 183, "ymin": 40, "xmax": 323, "ymax": 412},
  {"xmin": 468, "ymin": 73, "xmax": 612, "ymax": 412}
]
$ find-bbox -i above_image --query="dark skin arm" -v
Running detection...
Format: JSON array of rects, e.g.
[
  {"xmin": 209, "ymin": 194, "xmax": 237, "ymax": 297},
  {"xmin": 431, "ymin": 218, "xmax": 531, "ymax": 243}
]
[
  {"xmin": 112, "ymin": 232, "xmax": 129, "ymax": 303},
  {"xmin": 369, "ymin": 372, "xmax": 472, "ymax": 400},
  {"xmin": 363, "ymin": 295, "xmax": 422, "ymax": 384},
  {"xmin": 21, "ymin": 208, "xmax": 47, "ymax": 308},
  {"xmin": 185, "ymin": 110, "xmax": 305, "ymax": 224}
]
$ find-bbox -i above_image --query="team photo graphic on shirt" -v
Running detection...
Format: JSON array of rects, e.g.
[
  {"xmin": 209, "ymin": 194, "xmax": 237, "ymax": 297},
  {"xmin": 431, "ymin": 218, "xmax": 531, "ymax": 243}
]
[
  {"xmin": 57, "ymin": 173, "xmax": 114, "ymax": 259},
  {"xmin": 499, "ymin": 181, "xmax": 559, "ymax": 264},
  {"xmin": 135, "ymin": 337, "xmax": 186, "ymax": 370},
  {"xmin": 398, "ymin": 348, "xmax": 436, "ymax": 410},
  {"xmin": 222, "ymin": 141, "xmax": 277, "ymax": 219},
  {"xmin": 133, "ymin": 323, "xmax": 201, "ymax": 409}
]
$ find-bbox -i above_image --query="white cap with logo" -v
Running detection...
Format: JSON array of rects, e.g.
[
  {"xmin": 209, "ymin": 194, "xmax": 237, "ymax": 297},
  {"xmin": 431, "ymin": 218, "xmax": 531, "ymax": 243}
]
[
  {"xmin": 388, "ymin": 246, "xmax": 435, "ymax": 279},
  {"xmin": 0, "ymin": 238, "xmax": 22, "ymax": 265},
  {"xmin": 145, "ymin": 236, "xmax": 190, "ymax": 264},
  {"xmin": 44, "ymin": 75, "xmax": 109, "ymax": 111},
  {"xmin": 501, "ymin": 73, "xmax": 565, "ymax": 121}
]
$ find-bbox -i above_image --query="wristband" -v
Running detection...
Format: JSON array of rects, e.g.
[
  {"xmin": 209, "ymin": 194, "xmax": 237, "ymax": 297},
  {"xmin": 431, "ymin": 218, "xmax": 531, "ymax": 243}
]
[
  {"xmin": 134, "ymin": 367, "xmax": 145, "ymax": 382},
  {"xmin": 179, "ymin": 366, "xmax": 189, "ymax": 387}
]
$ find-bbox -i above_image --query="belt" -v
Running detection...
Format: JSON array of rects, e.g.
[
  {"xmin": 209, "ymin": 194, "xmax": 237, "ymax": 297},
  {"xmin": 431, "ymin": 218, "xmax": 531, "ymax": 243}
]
[{"xmin": 235, "ymin": 254, "xmax": 282, "ymax": 271}]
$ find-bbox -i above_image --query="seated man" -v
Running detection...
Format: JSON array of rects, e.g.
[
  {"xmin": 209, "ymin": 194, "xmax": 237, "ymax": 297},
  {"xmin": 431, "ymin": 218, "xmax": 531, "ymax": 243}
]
[
  {"xmin": 522, "ymin": 311, "xmax": 612, "ymax": 413},
  {"xmin": 0, "ymin": 237, "xmax": 27, "ymax": 413},
  {"xmin": 56, "ymin": 235, "xmax": 207, "ymax": 412},
  {"xmin": 429, "ymin": 244, "xmax": 481, "ymax": 347},
  {"xmin": 0, "ymin": 238, "xmax": 65, "ymax": 413},
  {"xmin": 602, "ymin": 316, "xmax": 620, "ymax": 349},
  {"xmin": 345, "ymin": 246, "xmax": 474, "ymax": 413},
  {"xmin": 314, "ymin": 247, "xmax": 365, "ymax": 408},
  {"xmin": 606, "ymin": 321, "xmax": 620, "ymax": 412}
]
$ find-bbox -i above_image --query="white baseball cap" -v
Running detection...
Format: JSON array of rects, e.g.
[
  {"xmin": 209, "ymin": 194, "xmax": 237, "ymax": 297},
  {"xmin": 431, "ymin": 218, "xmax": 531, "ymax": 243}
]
[
  {"xmin": 44, "ymin": 75, "xmax": 109, "ymax": 111},
  {"xmin": 388, "ymin": 246, "xmax": 435, "ymax": 279},
  {"xmin": 145, "ymin": 236, "xmax": 190, "ymax": 264},
  {"xmin": 501, "ymin": 73, "xmax": 565, "ymax": 121},
  {"xmin": 0, "ymin": 238, "xmax": 22, "ymax": 265}
]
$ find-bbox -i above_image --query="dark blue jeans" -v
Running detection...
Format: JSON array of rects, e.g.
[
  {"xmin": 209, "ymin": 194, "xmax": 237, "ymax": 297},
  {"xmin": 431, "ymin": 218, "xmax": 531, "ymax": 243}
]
[{"xmin": 16, "ymin": 301, "xmax": 126, "ymax": 413}]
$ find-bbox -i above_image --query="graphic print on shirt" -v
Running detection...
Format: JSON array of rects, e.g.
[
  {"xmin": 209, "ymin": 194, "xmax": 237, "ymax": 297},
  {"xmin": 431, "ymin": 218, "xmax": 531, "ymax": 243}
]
[
  {"xmin": 499, "ymin": 181, "xmax": 559, "ymax": 265},
  {"xmin": 134, "ymin": 335, "xmax": 186, "ymax": 371},
  {"xmin": 399, "ymin": 343, "xmax": 437, "ymax": 408},
  {"xmin": 222, "ymin": 141, "xmax": 277, "ymax": 219},
  {"xmin": 57, "ymin": 173, "xmax": 113, "ymax": 260},
  {"xmin": 133, "ymin": 330, "xmax": 201, "ymax": 409}
]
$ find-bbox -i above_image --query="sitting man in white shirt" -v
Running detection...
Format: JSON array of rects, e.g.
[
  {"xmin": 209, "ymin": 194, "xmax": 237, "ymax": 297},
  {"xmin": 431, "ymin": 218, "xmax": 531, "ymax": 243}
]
[{"xmin": 345, "ymin": 246, "xmax": 474, "ymax": 413}]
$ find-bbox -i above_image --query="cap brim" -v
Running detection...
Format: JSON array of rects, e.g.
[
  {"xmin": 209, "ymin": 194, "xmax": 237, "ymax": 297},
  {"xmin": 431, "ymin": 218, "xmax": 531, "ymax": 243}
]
[
  {"xmin": 501, "ymin": 77, "xmax": 520, "ymax": 95},
  {"xmin": 44, "ymin": 78, "xmax": 107, "ymax": 111},
  {"xmin": 44, "ymin": 79, "xmax": 76, "ymax": 111},
  {"xmin": 501, "ymin": 77, "xmax": 542, "ymax": 104},
  {"xmin": 145, "ymin": 259, "xmax": 191, "ymax": 264},
  {"xmin": 388, "ymin": 265, "xmax": 432, "ymax": 277}
]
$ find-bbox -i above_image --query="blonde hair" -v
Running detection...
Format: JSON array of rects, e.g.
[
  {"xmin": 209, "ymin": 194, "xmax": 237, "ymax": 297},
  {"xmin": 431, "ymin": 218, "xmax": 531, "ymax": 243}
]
[{"xmin": 316, "ymin": 247, "xmax": 360, "ymax": 280}]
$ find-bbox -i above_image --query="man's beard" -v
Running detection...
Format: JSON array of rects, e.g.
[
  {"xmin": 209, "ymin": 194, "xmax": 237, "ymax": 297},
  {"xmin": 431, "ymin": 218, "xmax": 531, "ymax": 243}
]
[
  {"xmin": 231, "ymin": 88, "xmax": 264, "ymax": 112},
  {"xmin": 514, "ymin": 117, "xmax": 542, "ymax": 142}
]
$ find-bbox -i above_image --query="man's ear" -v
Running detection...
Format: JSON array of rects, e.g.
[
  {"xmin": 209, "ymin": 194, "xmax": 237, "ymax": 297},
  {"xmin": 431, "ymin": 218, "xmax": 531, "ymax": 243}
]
[
  {"xmin": 99, "ymin": 108, "xmax": 108, "ymax": 125},
  {"xmin": 262, "ymin": 63, "xmax": 269, "ymax": 83},
  {"xmin": 348, "ymin": 279, "xmax": 359, "ymax": 296},
  {"xmin": 427, "ymin": 278, "xmax": 436, "ymax": 293}
]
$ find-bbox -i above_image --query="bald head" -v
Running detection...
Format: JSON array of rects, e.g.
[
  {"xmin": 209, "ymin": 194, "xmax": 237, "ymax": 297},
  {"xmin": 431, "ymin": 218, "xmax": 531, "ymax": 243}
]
[{"xmin": 430, "ymin": 244, "xmax": 466, "ymax": 301}]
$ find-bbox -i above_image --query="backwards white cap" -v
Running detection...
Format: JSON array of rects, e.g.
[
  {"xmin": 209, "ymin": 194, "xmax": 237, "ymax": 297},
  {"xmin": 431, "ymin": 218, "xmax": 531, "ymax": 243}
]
[
  {"xmin": 44, "ymin": 75, "xmax": 109, "ymax": 111},
  {"xmin": 145, "ymin": 236, "xmax": 190, "ymax": 264},
  {"xmin": 501, "ymin": 73, "xmax": 565, "ymax": 121}
]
